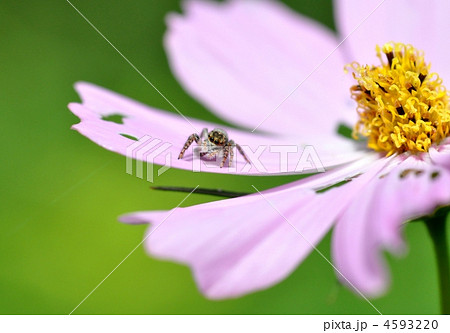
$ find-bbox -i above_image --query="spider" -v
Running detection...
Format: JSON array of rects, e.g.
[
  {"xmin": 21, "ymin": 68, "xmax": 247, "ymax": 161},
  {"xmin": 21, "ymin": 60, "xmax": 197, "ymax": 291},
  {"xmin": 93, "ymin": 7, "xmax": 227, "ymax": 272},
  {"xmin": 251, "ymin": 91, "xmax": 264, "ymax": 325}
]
[{"xmin": 178, "ymin": 128, "xmax": 251, "ymax": 168}]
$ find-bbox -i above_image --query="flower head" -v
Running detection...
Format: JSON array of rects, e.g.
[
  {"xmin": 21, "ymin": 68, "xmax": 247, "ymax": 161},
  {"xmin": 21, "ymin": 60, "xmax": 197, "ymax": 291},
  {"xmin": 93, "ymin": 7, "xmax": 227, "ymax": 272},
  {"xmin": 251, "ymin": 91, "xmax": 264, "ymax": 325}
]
[
  {"xmin": 69, "ymin": 0, "xmax": 450, "ymax": 302},
  {"xmin": 349, "ymin": 42, "xmax": 450, "ymax": 155}
]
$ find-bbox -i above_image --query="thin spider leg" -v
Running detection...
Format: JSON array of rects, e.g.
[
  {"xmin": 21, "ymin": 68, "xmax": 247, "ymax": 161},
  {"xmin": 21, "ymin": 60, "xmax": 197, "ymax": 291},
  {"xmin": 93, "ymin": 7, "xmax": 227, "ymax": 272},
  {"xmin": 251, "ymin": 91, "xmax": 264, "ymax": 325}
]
[
  {"xmin": 234, "ymin": 142, "xmax": 251, "ymax": 164},
  {"xmin": 220, "ymin": 144, "xmax": 230, "ymax": 168},
  {"xmin": 178, "ymin": 133, "xmax": 200, "ymax": 159},
  {"xmin": 228, "ymin": 142, "xmax": 234, "ymax": 167}
]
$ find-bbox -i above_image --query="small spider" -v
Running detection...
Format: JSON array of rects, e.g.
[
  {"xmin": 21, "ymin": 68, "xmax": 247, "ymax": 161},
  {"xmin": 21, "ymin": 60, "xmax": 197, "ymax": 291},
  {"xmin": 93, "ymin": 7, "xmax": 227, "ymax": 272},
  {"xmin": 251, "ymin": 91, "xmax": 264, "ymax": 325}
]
[{"xmin": 178, "ymin": 128, "xmax": 251, "ymax": 168}]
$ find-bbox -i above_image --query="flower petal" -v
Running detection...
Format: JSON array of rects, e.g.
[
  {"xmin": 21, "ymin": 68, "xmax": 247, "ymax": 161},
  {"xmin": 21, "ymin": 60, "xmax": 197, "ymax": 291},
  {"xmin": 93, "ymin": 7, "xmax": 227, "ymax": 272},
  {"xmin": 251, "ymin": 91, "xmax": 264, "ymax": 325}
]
[
  {"xmin": 119, "ymin": 155, "xmax": 389, "ymax": 299},
  {"xmin": 332, "ymin": 155, "xmax": 450, "ymax": 297},
  {"xmin": 335, "ymin": 0, "xmax": 450, "ymax": 80},
  {"xmin": 265, "ymin": 151, "xmax": 380, "ymax": 192},
  {"xmin": 69, "ymin": 82, "xmax": 366, "ymax": 175},
  {"xmin": 429, "ymin": 142, "xmax": 450, "ymax": 170},
  {"xmin": 165, "ymin": 0, "xmax": 355, "ymax": 139}
]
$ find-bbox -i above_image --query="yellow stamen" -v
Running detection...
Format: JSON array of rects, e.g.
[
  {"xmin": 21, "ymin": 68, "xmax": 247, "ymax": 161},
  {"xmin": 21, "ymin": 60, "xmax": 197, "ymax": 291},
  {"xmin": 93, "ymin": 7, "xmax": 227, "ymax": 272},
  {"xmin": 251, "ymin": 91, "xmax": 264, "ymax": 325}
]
[{"xmin": 347, "ymin": 42, "xmax": 450, "ymax": 156}]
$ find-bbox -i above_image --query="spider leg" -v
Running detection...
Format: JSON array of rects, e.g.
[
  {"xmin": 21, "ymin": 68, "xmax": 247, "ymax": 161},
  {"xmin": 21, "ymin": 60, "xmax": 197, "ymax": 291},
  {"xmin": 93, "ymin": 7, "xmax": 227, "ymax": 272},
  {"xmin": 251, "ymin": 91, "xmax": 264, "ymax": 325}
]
[
  {"xmin": 178, "ymin": 133, "xmax": 200, "ymax": 159},
  {"xmin": 234, "ymin": 142, "xmax": 251, "ymax": 164},
  {"xmin": 228, "ymin": 142, "xmax": 234, "ymax": 167},
  {"xmin": 220, "ymin": 143, "xmax": 231, "ymax": 168}
]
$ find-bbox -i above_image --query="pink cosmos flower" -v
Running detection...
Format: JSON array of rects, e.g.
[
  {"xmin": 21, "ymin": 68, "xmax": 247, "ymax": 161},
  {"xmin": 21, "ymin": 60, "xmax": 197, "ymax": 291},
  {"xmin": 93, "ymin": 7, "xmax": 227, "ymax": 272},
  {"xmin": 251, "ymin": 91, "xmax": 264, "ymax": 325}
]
[{"xmin": 69, "ymin": 0, "xmax": 450, "ymax": 300}]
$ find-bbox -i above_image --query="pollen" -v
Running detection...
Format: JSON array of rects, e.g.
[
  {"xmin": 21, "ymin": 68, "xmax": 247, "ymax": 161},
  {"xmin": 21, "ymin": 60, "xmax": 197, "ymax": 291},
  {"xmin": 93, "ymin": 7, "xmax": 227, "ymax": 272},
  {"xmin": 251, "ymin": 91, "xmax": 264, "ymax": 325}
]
[{"xmin": 347, "ymin": 42, "xmax": 450, "ymax": 156}]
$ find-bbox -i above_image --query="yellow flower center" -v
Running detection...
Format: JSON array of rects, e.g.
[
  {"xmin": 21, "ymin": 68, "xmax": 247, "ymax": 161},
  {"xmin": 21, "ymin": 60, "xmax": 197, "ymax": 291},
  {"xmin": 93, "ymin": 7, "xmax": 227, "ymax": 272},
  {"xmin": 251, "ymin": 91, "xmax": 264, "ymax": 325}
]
[{"xmin": 347, "ymin": 42, "xmax": 450, "ymax": 156}]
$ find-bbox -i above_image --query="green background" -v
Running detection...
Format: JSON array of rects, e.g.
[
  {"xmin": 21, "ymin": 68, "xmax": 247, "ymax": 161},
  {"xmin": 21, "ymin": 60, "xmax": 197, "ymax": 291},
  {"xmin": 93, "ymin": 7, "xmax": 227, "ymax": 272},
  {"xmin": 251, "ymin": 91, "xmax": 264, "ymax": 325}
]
[{"xmin": 0, "ymin": 0, "xmax": 445, "ymax": 314}]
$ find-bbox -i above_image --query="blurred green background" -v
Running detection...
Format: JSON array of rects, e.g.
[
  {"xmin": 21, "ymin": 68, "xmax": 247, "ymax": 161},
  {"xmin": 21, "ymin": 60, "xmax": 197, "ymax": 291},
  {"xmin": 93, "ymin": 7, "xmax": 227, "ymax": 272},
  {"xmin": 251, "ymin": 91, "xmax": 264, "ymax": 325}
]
[{"xmin": 0, "ymin": 0, "xmax": 445, "ymax": 314}]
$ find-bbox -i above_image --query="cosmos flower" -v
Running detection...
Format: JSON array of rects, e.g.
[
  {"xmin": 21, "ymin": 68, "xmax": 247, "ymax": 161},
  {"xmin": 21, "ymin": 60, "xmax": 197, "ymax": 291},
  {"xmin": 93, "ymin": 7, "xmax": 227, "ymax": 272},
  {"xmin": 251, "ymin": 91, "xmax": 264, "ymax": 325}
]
[{"xmin": 69, "ymin": 0, "xmax": 450, "ymax": 300}]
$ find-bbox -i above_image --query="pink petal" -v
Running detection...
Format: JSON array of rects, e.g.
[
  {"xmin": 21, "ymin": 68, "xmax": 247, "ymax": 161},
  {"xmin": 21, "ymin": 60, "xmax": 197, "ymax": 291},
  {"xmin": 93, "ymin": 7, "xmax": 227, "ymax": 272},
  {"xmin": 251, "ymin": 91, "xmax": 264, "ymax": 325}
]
[
  {"xmin": 264, "ymin": 151, "xmax": 380, "ymax": 193},
  {"xmin": 332, "ymin": 155, "xmax": 450, "ymax": 297},
  {"xmin": 335, "ymin": 0, "xmax": 450, "ymax": 80},
  {"xmin": 119, "ymin": 155, "xmax": 390, "ymax": 299},
  {"xmin": 429, "ymin": 141, "xmax": 450, "ymax": 170},
  {"xmin": 165, "ymin": 0, "xmax": 356, "ymax": 140},
  {"xmin": 69, "ymin": 82, "xmax": 366, "ymax": 175}
]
